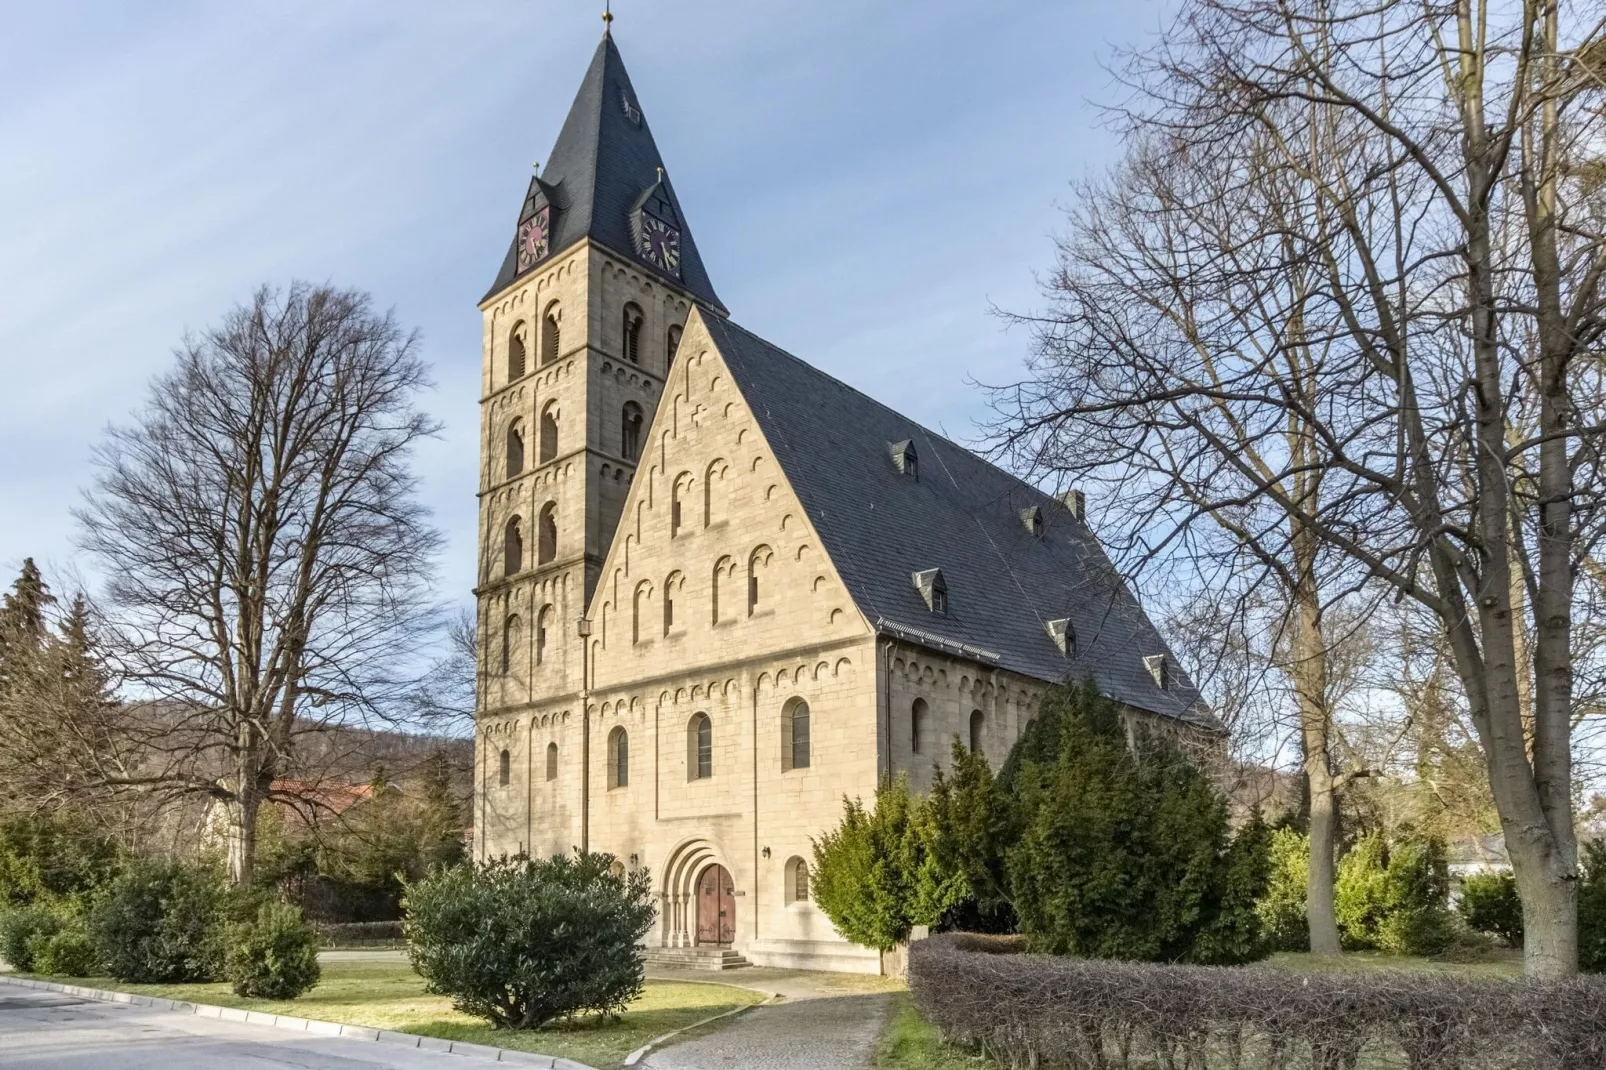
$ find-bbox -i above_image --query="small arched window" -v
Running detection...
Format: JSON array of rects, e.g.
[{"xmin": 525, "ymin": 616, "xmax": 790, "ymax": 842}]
[
  {"xmin": 535, "ymin": 604, "xmax": 553, "ymax": 666},
  {"xmin": 748, "ymin": 545, "xmax": 773, "ymax": 616},
  {"xmin": 667, "ymin": 324, "xmax": 683, "ymax": 368},
  {"xmin": 782, "ymin": 697, "xmax": 811, "ymax": 771},
  {"xmin": 546, "ymin": 741, "xmax": 558, "ymax": 781},
  {"xmin": 704, "ymin": 459, "xmax": 727, "ymax": 528},
  {"xmin": 969, "ymin": 710, "xmax": 985, "ymax": 756},
  {"xmin": 539, "ymin": 402, "xmax": 559, "ymax": 464},
  {"xmin": 608, "ymin": 726, "xmax": 629, "ymax": 789},
  {"xmin": 688, "ymin": 712, "xmax": 712, "ymax": 780},
  {"xmin": 672, "ymin": 473, "xmax": 692, "ymax": 537},
  {"xmin": 621, "ymin": 402, "xmax": 644, "ymax": 461},
  {"xmin": 664, "ymin": 571, "xmax": 682, "ymax": 635},
  {"xmin": 541, "ymin": 302, "xmax": 561, "ymax": 364},
  {"xmin": 504, "ymin": 516, "xmax": 524, "ymax": 576},
  {"xmin": 785, "ymin": 857, "xmax": 810, "ymax": 904},
  {"xmin": 712, "ymin": 555, "xmax": 733, "ymax": 625},
  {"xmin": 622, "ymin": 303, "xmax": 644, "ymax": 365},
  {"xmin": 911, "ymin": 698, "xmax": 927, "ymax": 754},
  {"xmin": 507, "ymin": 322, "xmax": 528, "ymax": 381},
  {"xmin": 497, "ymin": 748, "xmax": 511, "ymax": 787},
  {"xmin": 501, "ymin": 614, "xmax": 522, "ymax": 675},
  {"xmin": 506, "ymin": 420, "xmax": 525, "ymax": 478},
  {"xmin": 632, "ymin": 582, "xmax": 651, "ymax": 645},
  {"xmin": 538, "ymin": 502, "xmax": 557, "ymax": 565}
]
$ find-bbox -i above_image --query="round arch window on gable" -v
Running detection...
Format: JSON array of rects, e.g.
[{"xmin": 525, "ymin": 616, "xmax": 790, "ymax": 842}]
[{"xmin": 687, "ymin": 712, "xmax": 713, "ymax": 781}]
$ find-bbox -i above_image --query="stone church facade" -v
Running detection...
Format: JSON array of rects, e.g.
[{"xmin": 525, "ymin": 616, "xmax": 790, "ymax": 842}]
[{"xmin": 473, "ymin": 33, "xmax": 1216, "ymax": 972}]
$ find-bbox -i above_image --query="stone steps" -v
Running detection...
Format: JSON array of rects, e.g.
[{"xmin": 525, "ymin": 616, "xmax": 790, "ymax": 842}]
[{"xmin": 642, "ymin": 946, "xmax": 752, "ymax": 971}]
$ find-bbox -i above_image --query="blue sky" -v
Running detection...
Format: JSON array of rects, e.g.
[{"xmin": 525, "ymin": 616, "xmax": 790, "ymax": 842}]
[{"xmin": 0, "ymin": 0, "xmax": 1168, "ymax": 614}]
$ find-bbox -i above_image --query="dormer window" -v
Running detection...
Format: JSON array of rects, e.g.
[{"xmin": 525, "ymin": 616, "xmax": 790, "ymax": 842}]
[
  {"xmin": 1046, "ymin": 618, "xmax": 1076, "ymax": 657},
  {"xmin": 912, "ymin": 568, "xmax": 947, "ymax": 614},
  {"xmin": 1144, "ymin": 654, "xmax": 1170, "ymax": 689},
  {"xmin": 1020, "ymin": 506, "xmax": 1045, "ymax": 537},
  {"xmin": 1061, "ymin": 489, "xmax": 1087, "ymax": 520},
  {"xmin": 890, "ymin": 440, "xmax": 918, "ymax": 479}
]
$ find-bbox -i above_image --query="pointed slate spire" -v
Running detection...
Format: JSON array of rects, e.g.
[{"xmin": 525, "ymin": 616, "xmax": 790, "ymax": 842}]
[{"xmin": 484, "ymin": 35, "xmax": 725, "ymax": 312}]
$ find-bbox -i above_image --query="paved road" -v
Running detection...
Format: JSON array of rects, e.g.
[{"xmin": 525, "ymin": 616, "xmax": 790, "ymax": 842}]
[
  {"xmin": 0, "ymin": 984, "xmax": 509, "ymax": 1069},
  {"xmin": 641, "ymin": 991, "xmax": 891, "ymax": 1070}
]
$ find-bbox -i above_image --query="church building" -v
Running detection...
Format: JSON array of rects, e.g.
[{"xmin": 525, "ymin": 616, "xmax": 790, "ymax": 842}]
[{"xmin": 473, "ymin": 30, "xmax": 1215, "ymax": 973}]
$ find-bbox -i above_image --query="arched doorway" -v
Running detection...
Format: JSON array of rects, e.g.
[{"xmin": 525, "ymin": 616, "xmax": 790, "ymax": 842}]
[{"xmin": 695, "ymin": 864, "xmax": 735, "ymax": 946}]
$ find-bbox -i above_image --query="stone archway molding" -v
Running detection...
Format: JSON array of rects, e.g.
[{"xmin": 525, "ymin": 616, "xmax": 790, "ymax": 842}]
[{"xmin": 658, "ymin": 836, "xmax": 731, "ymax": 948}]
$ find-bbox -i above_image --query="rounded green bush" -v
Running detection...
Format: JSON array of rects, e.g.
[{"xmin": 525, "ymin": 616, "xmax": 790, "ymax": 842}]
[
  {"xmin": 30, "ymin": 926, "xmax": 101, "ymax": 977},
  {"xmin": 90, "ymin": 856, "xmax": 228, "ymax": 983},
  {"xmin": 1456, "ymin": 871, "xmax": 1522, "ymax": 947},
  {"xmin": 0, "ymin": 904, "xmax": 62, "ymax": 972},
  {"xmin": 404, "ymin": 853, "xmax": 656, "ymax": 1031},
  {"xmin": 224, "ymin": 901, "xmax": 321, "ymax": 999}
]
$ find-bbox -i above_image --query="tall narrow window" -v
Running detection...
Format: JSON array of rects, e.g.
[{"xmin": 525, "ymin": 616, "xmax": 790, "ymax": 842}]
[
  {"xmin": 794, "ymin": 860, "xmax": 809, "ymax": 903},
  {"xmin": 911, "ymin": 698, "xmax": 927, "ymax": 754},
  {"xmin": 688, "ymin": 713, "xmax": 712, "ymax": 780},
  {"xmin": 541, "ymin": 302, "xmax": 561, "ymax": 364},
  {"xmin": 506, "ymin": 420, "xmax": 526, "ymax": 477},
  {"xmin": 671, "ymin": 473, "xmax": 691, "ymax": 536},
  {"xmin": 608, "ymin": 727, "xmax": 629, "ymax": 789},
  {"xmin": 539, "ymin": 402, "xmax": 559, "ymax": 464},
  {"xmin": 538, "ymin": 502, "xmax": 557, "ymax": 564},
  {"xmin": 969, "ymin": 710, "xmax": 985, "ymax": 756},
  {"xmin": 622, "ymin": 303, "xmax": 644, "ymax": 364},
  {"xmin": 666, "ymin": 324, "xmax": 683, "ymax": 368},
  {"xmin": 498, "ymin": 748, "xmax": 511, "ymax": 787},
  {"xmin": 632, "ymin": 583, "xmax": 651, "ymax": 645},
  {"xmin": 782, "ymin": 698, "xmax": 811, "ymax": 771},
  {"xmin": 501, "ymin": 615, "xmax": 521, "ymax": 674},
  {"xmin": 663, "ymin": 571, "xmax": 682, "ymax": 635},
  {"xmin": 704, "ymin": 459, "xmax": 727, "ymax": 527},
  {"xmin": 504, "ymin": 517, "xmax": 524, "ymax": 575},
  {"xmin": 507, "ymin": 322, "xmax": 528, "ymax": 381},
  {"xmin": 748, "ymin": 545, "xmax": 772, "ymax": 616},
  {"xmin": 546, "ymin": 741, "xmax": 558, "ymax": 781},
  {"xmin": 621, "ymin": 402, "xmax": 643, "ymax": 461},
  {"xmin": 536, "ymin": 604, "xmax": 552, "ymax": 665},
  {"xmin": 712, "ymin": 556, "xmax": 732, "ymax": 624}
]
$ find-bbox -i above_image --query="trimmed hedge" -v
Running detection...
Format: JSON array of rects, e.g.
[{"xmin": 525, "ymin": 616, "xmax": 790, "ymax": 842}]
[
  {"xmin": 315, "ymin": 920, "xmax": 404, "ymax": 947},
  {"xmin": 909, "ymin": 933, "xmax": 1606, "ymax": 1069}
]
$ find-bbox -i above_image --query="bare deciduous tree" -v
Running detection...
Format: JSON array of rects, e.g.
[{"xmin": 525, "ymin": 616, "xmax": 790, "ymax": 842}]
[
  {"xmin": 995, "ymin": 0, "xmax": 1606, "ymax": 976},
  {"xmin": 57, "ymin": 282, "xmax": 442, "ymax": 885}
]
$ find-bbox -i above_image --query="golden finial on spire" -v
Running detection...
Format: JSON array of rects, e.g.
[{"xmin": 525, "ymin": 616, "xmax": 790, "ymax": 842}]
[{"xmin": 602, "ymin": 1, "xmax": 613, "ymax": 35}]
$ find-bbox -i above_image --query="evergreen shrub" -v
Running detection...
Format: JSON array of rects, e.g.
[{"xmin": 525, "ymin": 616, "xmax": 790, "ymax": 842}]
[
  {"xmin": 1257, "ymin": 827, "xmax": 1311, "ymax": 952},
  {"xmin": 1335, "ymin": 831, "xmax": 1455, "ymax": 955},
  {"xmin": 811, "ymin": 776, "xmax": 923, "ymax": 951},
  {"xmin": 0, "ymin": 903, "xmax": 62, "ymax": 971},
  {"xmin": 1578, "ymin": 841, "xmax": 1606, "ymax": 972},
  {"xmin": 90, "ymin": 856, "xmax": 229, "ymax": 983},
  {"xmin": 224, "ymin": 901, "xmax": 321, "ymax": 998},
  {"xmin": 29, "ymin": 924, "xmax": 100, "ymax": 977},
  {"xmin": 404, "ymin": 853, "xmax": 655, "ymax": 1030},
  {"xmin": 1457, "ymin": 871, "xmax": 1522, "ymax": 948}
]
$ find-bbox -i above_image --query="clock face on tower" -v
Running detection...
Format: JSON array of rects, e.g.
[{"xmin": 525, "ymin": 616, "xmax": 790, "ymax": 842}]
[
  {"xmin": 639, "ymin": 214, "xmax": 681, "ymax": 276},
  {"xmin": 516, "ymin": 207, "xmax": 550, "ymax": 273}
]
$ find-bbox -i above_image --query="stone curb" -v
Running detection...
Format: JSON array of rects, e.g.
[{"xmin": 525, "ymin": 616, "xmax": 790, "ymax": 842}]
[
  {"xmin": 622, "ymin": 982, "xmax": 783, "ymax": 1067},
  {"xmin": 0, "ymin": 973, "xmax": 597, "ymax": 1068}
]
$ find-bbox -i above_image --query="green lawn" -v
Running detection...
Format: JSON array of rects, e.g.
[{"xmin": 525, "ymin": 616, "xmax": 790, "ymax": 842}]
[
  {"xmin": 1267, "ymin": 948, "xmax": 1525, "ymax": 979},
  {"xmin": 8, "ymin": 959, "xmax": 765, "ymax": 1069},
  {"xmin": 875, "ymin": 992, "xmax": 981, "ymax": 1070}
]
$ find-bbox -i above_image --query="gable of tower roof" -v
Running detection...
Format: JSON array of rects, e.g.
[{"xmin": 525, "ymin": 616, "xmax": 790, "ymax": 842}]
[
  {"xmin": 697, "ymin": 313, "xmax": 1218, "ymax": 730},
  {"xmin": 483, "ymin": 35, "xmax": 724, "ymax": 311}
]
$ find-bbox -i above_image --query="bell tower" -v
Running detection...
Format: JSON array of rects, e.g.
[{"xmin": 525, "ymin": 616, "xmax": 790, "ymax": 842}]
[{"xmin": 473, "ymin": 29, "xmax": 725, "ymax": 859}]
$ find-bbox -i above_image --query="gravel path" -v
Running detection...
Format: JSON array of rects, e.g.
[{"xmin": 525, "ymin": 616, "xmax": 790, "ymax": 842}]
[{"xmin": 641, "ymin": 990, "xmax": 891, "ymax": 1070}]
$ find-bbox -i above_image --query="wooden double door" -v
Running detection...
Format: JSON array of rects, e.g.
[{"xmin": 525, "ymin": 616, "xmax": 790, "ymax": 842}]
[{"xmin": 695, "ymin": 864, "xmax": 735, "ymax": 946}]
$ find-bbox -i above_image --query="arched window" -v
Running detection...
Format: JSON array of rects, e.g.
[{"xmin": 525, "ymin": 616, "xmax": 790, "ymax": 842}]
[
  {"xmin": 539, "ymin": 402, "xmax": 559, "ymax": 464},
  {"xmin": 784, "ymin": 857, "xmax": 810, "ymax": 904},
  {"xmin": 535, "ymin": 604, "xmax": 553, "ymax": 666},
  {"xmin": 664, "ymin": 571, "xmax": 682, "ymax": 635},
  {"xmin": 506, "ymin": 419, "xmax": 525, "ymax": 478},
  {"xmin": 498, "ymin": 748, "xmax": 511, "ymax": 787},
  {"xmin": 622, "ymin": 303, "xmax": 644, "ymax": 364},
  {"xmin": 667, "ymin": 323, "xmax": 683, "ymax": 367},
  {"xmin": 782, "ymin": 697, "xmax": 810, "ymax": 771},
  {"xmin": 501, "ymin": 614, "xmax": 522, "ymax": 675},
  {"xmin": 609, "ymin": 859, "xmax": 627, "ymax": 878},
  {"xmin": 546, "ymin": 741, "xmax": 558, "ymax": 781},
  {"xmin": 688, "ymin": 712, "xmax": 712, "ymax": 780},
  {"xmin": 712, "ymin": 555, "xmax": 733, "ymax": 625},
  {"xmin": 911, "ymin": 698, "xmax": 927, "ymax": 754},
  {"xmin": 969, "ymin": 710, "xmax": 985, "ymax": 756},
  {"xmin": 704, "ymin": 459, "xmax": 727, "ymax": 527},
  {"xmin": 541, "ymin": 302, "xmax": 561, "ymax": 365},
  {"xmin": 671, "ymin": 473, "xmax": 692, "ymax": 537},
  {"xmin": 538, "ymin": 502, "xmax": 557, "ymax": 565},
  {"xmin": 504, "ymin": 516, "xmax": 524, "ymax": 575},
  {"xmin": 621, "ymin": 402, "xmax": 644, "ymax": 461},
  {"xmin": 608, "ymin": 726, "xmax": 629, "ymax": 789},
  {"xmin": 748, "ymin": 545, "xmax": 773, "ymax": 616},
  {"xmin": 632, "ymin": 582, "xmax": 651, "ymax": 645},
  {"xmin": 507, "ymin": 322, "xmax": 528, "ymax": 381}
]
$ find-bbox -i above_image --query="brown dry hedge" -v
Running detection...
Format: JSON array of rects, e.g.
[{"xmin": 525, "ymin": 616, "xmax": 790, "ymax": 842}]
[{"xmin": 908, "ymin": 933, "xmax": 1606, "ymax": 1069}]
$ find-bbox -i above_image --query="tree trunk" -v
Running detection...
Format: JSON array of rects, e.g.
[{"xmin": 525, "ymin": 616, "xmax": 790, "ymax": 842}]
[
  {"xmin": 1296, "ymin": 614, "xmax": 1343, "ymax": 958},
  {"xmin": 226, "ymin": 788, "xmax": 261, "ymax": 887}
]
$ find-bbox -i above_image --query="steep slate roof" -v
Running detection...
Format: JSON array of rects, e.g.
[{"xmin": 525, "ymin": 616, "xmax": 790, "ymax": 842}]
[
  {"xmin": 484, "ymin": 35, "xmax": 724, "ymax": 310},
  {"xmin": 702, "ymin": 316, "xmax": 1216, "ymax": 730}
]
